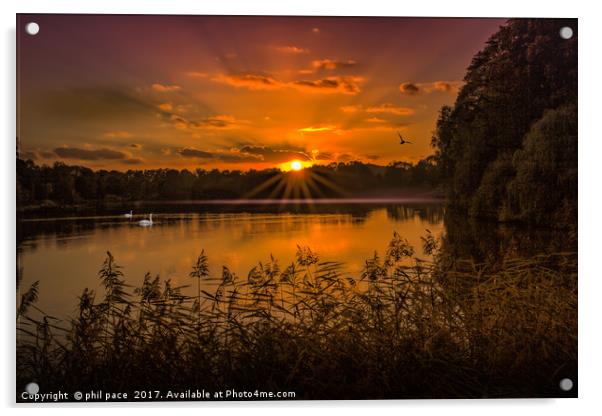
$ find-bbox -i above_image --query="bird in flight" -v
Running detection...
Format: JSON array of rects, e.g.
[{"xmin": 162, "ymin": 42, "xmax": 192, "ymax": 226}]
[{"xmin": 398, "ymin": 132, "xmax": 413, "ymax": 145}]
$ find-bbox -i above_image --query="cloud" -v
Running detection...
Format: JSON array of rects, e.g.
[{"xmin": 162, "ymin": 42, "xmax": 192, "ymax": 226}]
[
  {"xmin": 54, "ymin": 146, "xmax": 127, "ymax": 161},
  {"xmin": 399, "ymin": 81, "xmax": 462, "ymax": 95},
  {"xmin": 341, "ymin": 103, "xmax": 414, "ymax": 116},
  {"xmin": 179, "ymin": 148, "xmax": 214, "ymax": 158},
  {"xmin": 178, "ymin": 148, "xmax": 258, "ymax": 163},
  {"xmin": 123, "ymin": 158, "xmax": 143, "ymax": 165},
  {"xmin": 399, "ymin": 82, "xmax": 421, "ymax": 96},
  {"xmin": 365, "ymin": 103, "xmax": 414, "ymax": 116},
  {"xmin": 365, "ymin": 117, "xmax": 386, "ymax": 123},
  {"xmin": 212, "ymin": 74, "xmax": 281, "ymax": 90},
  {"xmin": 103, "ymin": 130, "xmax": 133, "ymax": 139},
  {"xmin": 178, "ymin": 145, "xmax": 311, "ymax": 164},
  {"xmin": 158, "ymin": 102, "xmax": 173, "ymax": 112},
  {"xmin": 310, "ymin": 149, "xmax": 332, "ymax": 160},
  {"xmin": 333, "ymin": 153, "xmax": 380, "ymax": 163},
  {"xmin": 297, "ymin": 125, "xmax": 338, "ymax": 133},
  {"xmin": 291, "ymin": 76, "xmax": 363, "ymax": 95},
  {"xmin": 152, "ymin": 83, "xmax": 181, "ymax": 92},
  {"xmin": 130, "ymin": 143, "xmax": 142, "ymax": 149},
  {"xmin": 274, "ymin": 45, "xmax": 309, "ymax": 54},
  {"xmin": 209, "ymin": 73, "xmax": 363, "ymax": 95},
  {"xmin": 167, "ymin": 113, "xmax": 241, "ymax": 131},
  {"xmin": 311, "ymin": 59, "xmax": 358, "ymax": 70},
  {"xmin": 432, "ymin": 81, "xmax": 461, "ymax": 92},
  {"xmin": 297, "ymin": 117, "xmax": 412, "ymax": 135},
  {"xmin": 238, "ymin": 145, "xmax": 311, "ymax": 163}
]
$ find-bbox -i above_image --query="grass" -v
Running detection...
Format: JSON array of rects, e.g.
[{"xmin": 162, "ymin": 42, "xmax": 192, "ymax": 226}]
[{"xmin": 16, "ymin": 231, "xmax": 577, "ymax": 400}]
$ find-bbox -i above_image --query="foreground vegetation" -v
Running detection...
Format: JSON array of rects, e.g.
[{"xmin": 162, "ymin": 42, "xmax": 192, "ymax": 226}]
[{"xmin": 17, "ymin": 232, "xmax": 577, "ymax": 400}]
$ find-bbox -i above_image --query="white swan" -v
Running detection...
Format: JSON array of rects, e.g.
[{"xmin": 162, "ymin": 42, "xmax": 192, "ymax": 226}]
[
  {"xmin": 138, "ymin": 213, "xmax": 153, "ymax": 227},
  {"xmin": 124, "ymin": 210, "xmax": 133, "ymax": 218}
]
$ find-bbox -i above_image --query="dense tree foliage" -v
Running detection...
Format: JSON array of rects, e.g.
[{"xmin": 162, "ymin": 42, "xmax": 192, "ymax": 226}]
[
  {"xmin": 431, "ymin": 18, "xmax": 577, "ymax": 227},
  {"xmin": 16, "ymin": 158, "xmax": 439, "ymax": 209}
]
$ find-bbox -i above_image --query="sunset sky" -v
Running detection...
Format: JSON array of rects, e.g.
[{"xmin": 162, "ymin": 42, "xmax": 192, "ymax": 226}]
[{"xmin": 17, "ymin": 15, "xmax": 506, "ymax": 171}]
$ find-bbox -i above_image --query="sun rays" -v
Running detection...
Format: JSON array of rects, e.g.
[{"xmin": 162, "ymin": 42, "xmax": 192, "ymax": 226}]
[{"xmin": 241, "ymin": 165, "xmax": 348, "ymax": 205}]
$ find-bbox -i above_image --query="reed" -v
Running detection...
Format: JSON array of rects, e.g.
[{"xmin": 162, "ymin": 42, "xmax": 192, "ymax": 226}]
[{"xmin": 16, "ymin": 232, "xmax": 577, "ymax": 399}]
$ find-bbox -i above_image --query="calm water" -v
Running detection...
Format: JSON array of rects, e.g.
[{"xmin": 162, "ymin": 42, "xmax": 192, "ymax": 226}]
[{"xmin": 17, "ymin": 200, "xmax": 445, "ymax": 319}]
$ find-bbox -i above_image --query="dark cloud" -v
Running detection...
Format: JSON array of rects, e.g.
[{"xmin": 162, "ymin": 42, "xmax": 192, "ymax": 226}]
[
  {"xmin": 123, "ymin": 158, "xmax": 143, "ymax": 165},
  {"xmin": 399, "ymin": 82, "xmax": 422, "ymax": 96},
  {"xmin": 399, "ymin": 81, "xmax": 461, "ymax": 95},
  {"xmin": 210, "ymin": 72, "xmax": 363, "ymax": 95},
  {"xmin": 179, "ymin": 148, "xmax": 214, "ymax": 159},
  {"xmin": 178, "ymin": 145, "xmax": 311, "ymax": 164},
  {"xmin": 54, "ymin": 146, "xmax": 127, "ymax": 161},
  {"xmin": 178, "ymin": 147, "xmax": 259, "ymax": 163},
  {"xmin": 239, "ymin": 145, "xmax": 311, "ymax": 163},
  {"xmin": 167, "ymin": 114, "xmax": 239, "ymax": 131},
  {"xmin": 291, "ymin": 76, "xmax": 363, "ymax": 95}
]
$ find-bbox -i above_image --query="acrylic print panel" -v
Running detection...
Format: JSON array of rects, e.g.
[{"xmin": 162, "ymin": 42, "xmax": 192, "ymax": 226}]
[{"xmin": 16, "ymin": 14, "xmax": 577, "ymax": 402}]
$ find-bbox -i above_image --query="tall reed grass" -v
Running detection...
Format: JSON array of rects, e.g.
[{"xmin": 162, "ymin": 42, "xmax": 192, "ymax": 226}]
[{"xmin": 16, "ymin": 232, "xmax": 577, "ymax": 399}]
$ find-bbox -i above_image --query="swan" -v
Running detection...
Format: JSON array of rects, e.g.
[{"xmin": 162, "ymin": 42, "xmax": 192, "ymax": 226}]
[
  {"xmin": 124, "ymin": 210, "xmax": 133, "ymax": 218},
  {"xmin": 138, "ymin": 213, "xmax": 153, "ymax": 227}
]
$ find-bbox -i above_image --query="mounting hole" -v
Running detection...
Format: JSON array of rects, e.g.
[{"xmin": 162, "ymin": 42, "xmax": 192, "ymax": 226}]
[
  {"xmin": 559, "ymin": 378, "xmax": 573, "ymax": 391},
  {"xmin": 559, "ymin": 26, "xmax": 573, "ymax": 40},
  {"xmin": 25, "ymin": 22, "xmax": 40, "ymax": 36},
  {"xmin": 25, "ymin": 382, "xmax": 39, "ymax": 395}
]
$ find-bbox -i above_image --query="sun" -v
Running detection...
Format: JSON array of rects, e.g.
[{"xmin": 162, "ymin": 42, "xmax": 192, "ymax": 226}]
[
  {"xmin": 290, "ymin": 160, "xmax": 303, "ymax": 171},
  {"xmin": 278, "ymin": 159, "xmax": 312, "ymax": 172}
]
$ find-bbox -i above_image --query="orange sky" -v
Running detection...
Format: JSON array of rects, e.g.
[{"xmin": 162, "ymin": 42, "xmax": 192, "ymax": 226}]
[{"xmin": 17, "ymin": 15, "xmax": 506, "ymax": 171}]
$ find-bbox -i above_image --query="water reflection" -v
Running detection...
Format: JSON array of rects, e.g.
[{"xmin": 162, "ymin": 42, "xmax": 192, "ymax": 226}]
[
  {"xmin": 17, "ymin": 201, "xmax": 575, "ymax": 321},
  {"xmin": 17, "ymin": 202, "xmax": 444, "ymax": 319},
  {"xmin": 442, "ymin": 211, "xmax": 577, "ymax": 266}
]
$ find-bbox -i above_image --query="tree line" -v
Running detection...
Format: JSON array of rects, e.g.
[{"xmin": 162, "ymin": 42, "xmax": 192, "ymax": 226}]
[
  {"xmin": 431, "ymin": 18, "xmax": 577, "ymax": 227},
  {"xmin": 16, "ymin": 157, "xmax": 440, "ymax": 208}
]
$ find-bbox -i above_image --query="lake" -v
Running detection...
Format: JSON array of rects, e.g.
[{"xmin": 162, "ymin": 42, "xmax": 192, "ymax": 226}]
[{"xmin": 17, "ymin": 199, "xmax": 446, "ymax": 320}]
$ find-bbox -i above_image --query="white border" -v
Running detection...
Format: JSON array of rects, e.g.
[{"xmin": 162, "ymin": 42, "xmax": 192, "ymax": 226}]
[{"xmin": 2, "ymin": 1, "xmax": 601, "ymax": 415}]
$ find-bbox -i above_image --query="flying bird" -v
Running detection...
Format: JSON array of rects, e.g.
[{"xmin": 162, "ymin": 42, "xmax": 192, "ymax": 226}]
[{"xmin": 397, "ymin": 132, "xmax": 413, "ymax": 145}]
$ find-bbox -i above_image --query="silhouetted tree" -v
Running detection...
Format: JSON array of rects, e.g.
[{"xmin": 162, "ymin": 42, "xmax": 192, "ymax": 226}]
[{"xmin": 431, "ymin": 18, "xmax": 577, "ymax": 227}]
